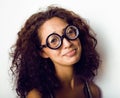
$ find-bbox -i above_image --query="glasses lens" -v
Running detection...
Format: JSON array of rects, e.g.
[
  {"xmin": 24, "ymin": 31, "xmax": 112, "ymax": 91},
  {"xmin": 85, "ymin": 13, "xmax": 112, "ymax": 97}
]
[
  {"xmin": 47, "ymin": 34, "xmax": 61, "ymax": 49},
  {"xmin": 65, "ymin": 25, "xmax": 79, "ymax": 40}
]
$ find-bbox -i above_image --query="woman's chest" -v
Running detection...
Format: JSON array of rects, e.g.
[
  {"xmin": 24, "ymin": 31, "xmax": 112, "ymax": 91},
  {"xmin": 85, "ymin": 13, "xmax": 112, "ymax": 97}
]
[{"xmin": 55, "ymin": 87, "xmax": 86, "ymax": 98}]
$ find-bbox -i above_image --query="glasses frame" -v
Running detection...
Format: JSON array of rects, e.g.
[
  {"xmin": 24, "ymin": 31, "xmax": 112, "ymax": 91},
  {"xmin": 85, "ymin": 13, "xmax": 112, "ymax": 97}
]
[{"xmin": 40, "ymin": 25, "xmax": 79, "ymax": 50}]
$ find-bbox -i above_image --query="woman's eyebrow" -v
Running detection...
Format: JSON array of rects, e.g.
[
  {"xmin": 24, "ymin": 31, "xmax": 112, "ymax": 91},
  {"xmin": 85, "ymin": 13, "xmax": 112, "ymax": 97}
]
[{"xmin": 51, "ymin": 24, "xmax": 69, "ymax": 35}]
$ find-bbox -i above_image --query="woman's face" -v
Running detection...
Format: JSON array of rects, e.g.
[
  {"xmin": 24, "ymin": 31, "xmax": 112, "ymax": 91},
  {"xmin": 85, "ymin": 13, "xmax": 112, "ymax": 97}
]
[{"xmin": 38, "ymin": 17, "xmax": 82, "ymax": 67}]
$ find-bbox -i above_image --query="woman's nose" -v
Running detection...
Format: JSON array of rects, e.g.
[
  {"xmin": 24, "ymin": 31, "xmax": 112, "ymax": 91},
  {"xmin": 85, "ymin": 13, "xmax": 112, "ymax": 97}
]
[{"xmin": 62, "ymin": 38, "xmax": 72, "ymax": 48}]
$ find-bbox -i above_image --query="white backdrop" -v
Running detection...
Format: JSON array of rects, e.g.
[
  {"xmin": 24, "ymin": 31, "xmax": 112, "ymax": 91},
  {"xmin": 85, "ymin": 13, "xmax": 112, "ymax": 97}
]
[{"xmin": 0, "ymin": 0, "xmax": 120, "ymax": 98}]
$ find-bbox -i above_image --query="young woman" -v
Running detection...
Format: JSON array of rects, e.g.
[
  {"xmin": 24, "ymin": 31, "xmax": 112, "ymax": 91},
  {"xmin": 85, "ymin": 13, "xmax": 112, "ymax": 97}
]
[{"xmin": 10, "ymin": 6, "xmax": 101, "ymax": 98}]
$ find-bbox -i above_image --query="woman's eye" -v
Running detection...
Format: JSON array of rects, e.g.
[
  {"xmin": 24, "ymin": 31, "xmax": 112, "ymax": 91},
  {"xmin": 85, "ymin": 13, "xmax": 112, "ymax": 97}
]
[
  {"xmin": 67, "ymin": 29, "xmax": 76, "ymax": 36},
  {"xmin": 50, "ymin": 38, "xmax": 58, "ymax": 43},
  {"xmin": 68, "ymin": 29, "xmax": 74, "ymax": 34}
]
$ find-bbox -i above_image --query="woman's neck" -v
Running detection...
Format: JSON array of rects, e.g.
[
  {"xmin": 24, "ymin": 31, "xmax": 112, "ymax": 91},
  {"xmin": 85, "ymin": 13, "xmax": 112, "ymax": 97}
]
[{"xmin": 54, "ymin": 64, "xmax": 75, "ymax": 89}]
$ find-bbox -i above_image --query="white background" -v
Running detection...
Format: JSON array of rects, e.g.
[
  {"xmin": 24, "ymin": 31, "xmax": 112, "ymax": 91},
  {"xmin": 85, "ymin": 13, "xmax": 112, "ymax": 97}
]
[{"xmin": 0, "ymin": 0, "xmax": 120, "ymax": 98}]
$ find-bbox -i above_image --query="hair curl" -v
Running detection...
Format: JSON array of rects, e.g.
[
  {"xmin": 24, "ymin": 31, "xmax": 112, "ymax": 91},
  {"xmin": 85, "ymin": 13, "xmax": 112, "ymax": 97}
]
[{"xmin": 10, "ymin": 6, "xmax": 100, "ymax": 98}]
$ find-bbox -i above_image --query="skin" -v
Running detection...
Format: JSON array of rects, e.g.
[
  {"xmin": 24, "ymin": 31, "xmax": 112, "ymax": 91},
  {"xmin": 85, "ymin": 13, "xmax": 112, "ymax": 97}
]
[{"xmin": 27, "ymin": 17, "xmax": 101, "ymax": 98}]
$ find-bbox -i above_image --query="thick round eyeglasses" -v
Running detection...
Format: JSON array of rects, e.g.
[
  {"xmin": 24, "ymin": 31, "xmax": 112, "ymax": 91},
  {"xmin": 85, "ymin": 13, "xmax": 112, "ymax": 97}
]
[{"xmin": 40, "ymin": 25, "xmax": 79, "ymax": 50}]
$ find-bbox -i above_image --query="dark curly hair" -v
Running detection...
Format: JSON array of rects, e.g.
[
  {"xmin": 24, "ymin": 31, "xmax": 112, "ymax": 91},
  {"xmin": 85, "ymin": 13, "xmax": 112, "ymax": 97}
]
[{"xmin": 10, "ymin": 6, "xmax": 100, "ymax": 98}]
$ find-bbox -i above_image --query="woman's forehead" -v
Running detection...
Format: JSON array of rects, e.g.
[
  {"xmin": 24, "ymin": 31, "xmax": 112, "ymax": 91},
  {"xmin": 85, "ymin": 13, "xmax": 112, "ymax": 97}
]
[{"xmin": 38, "ymin": 17, "xmax": 68, "ymax": 41}]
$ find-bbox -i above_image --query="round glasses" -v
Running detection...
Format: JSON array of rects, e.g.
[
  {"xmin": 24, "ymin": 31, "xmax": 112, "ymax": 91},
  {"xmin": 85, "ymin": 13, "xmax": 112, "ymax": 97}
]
[{"xmin": 40, "ymin": 25, "xmax": 79, "ymax": 50}]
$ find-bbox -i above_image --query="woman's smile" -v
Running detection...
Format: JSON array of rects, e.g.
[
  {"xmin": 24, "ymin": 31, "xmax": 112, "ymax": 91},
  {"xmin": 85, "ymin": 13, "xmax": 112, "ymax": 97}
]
[{"xmin": 63, "ymin": 49, "xmax": 77, "ymax": 57}]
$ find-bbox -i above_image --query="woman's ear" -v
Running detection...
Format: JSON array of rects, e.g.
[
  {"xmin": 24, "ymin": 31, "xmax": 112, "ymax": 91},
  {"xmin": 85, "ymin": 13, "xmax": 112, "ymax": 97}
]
[{"xmin": 39, "ymin": 50, "xmax": 49, "ymax": 58}]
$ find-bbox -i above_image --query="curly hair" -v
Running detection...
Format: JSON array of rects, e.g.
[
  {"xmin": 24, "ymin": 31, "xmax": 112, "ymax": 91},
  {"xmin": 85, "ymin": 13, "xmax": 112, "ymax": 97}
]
[{"xmin": 10, "ymin": 6, "xmax": 100, "ymax": 98}]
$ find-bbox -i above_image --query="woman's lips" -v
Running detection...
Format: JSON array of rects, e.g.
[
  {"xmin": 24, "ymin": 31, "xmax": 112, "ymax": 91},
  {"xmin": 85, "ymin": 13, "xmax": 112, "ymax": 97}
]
[{"xmin": 64, "ymin": 49, "xmax": 76, "ymax": 57}]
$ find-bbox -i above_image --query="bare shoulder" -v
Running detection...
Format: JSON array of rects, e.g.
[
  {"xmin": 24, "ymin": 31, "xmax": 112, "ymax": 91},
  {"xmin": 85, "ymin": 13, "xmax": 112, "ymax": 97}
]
[
  {"xmin": 89, "ymin": 81, "xmax": 102, "ymax": 98},
  {"xmin": 26, "ymin": 89, "xmax": 42, "ymax": 98}
]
